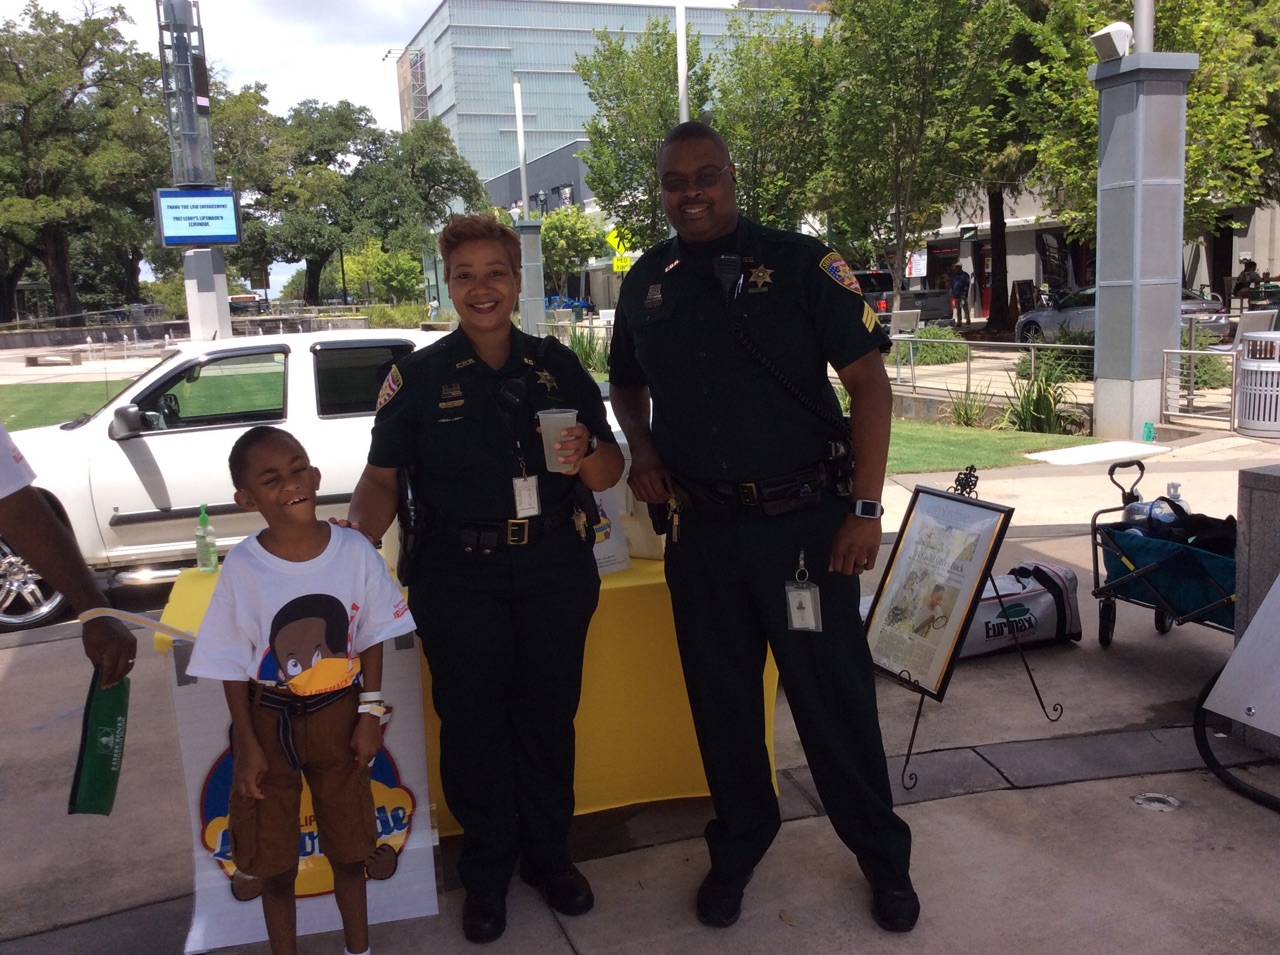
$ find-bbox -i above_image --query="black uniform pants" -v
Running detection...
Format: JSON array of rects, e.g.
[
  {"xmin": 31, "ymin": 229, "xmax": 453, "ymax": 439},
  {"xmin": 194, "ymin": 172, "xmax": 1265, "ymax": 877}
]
[
  {"xmin": 410, "ymin": 527, "xmax": 600, "ymax": 895},
  {"xmin": 664, "ymin": 494, "xmax": 912, "ymax": 883}
]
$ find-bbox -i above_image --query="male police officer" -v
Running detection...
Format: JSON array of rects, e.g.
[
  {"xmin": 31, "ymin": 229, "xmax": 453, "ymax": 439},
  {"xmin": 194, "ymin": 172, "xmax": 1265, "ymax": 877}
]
[{"xmin": 609, "ymin": 122, "xmax": 918, "ymax": 933}]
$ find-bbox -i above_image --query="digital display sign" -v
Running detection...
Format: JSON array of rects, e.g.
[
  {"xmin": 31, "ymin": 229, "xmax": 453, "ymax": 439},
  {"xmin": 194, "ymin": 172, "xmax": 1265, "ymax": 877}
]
[{"xmin": 154, "ymin": 188, "xmax": 241, "ymax": 247}]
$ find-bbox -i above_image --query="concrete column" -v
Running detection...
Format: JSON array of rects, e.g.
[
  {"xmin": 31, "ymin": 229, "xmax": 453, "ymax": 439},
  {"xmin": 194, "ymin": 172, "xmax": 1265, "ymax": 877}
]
[
  {"xmin": 183, "ymin": 247, "xmax": 232, "ymax": 341},
  {"xmin": 1089, "ymin": 53, "xmax": 1198, "ymax": 440},
  {"xmin": 1228, "ymin": 465, "xmax": 1280, "ymax": 754},
  {"xmin": 515, "ymin": 219, "xmax": 546, "ymax": 335}
]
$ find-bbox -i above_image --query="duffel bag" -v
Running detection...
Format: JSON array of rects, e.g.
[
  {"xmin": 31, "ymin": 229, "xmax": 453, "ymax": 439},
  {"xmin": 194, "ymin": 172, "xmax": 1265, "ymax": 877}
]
[{"xmin": 958, "ymin": 561, "xmax": 1082, "ymax": 659}]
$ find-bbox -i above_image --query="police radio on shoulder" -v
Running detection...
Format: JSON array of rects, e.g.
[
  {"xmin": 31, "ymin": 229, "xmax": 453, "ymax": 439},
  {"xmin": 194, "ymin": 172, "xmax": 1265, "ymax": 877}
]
[{"xmin": 851, "ymin": 499, "xmax": 883, "ymax": 519}]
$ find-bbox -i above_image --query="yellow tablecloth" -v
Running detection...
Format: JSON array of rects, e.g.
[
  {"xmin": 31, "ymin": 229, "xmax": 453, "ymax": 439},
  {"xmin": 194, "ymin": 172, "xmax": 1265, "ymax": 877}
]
[{"xmin": 160, "ymin": 559, "xmax": 778, "ymax": 837}]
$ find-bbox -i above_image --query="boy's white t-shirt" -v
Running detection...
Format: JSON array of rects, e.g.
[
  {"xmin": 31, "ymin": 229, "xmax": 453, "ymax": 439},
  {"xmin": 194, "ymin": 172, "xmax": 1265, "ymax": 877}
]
[
  {"xmin": 0, "ymin": 423, "xmax": 36, "ymax": 499},
  {"xmin": 187, "ymin": 524, "xmax": 414, "ymax": 685}
]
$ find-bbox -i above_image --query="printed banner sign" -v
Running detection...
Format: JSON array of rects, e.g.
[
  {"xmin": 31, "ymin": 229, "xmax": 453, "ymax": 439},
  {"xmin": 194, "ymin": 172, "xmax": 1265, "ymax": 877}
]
[{"xmin": 167, "ymin": 627, "xmax": 438, "ymax": 953}]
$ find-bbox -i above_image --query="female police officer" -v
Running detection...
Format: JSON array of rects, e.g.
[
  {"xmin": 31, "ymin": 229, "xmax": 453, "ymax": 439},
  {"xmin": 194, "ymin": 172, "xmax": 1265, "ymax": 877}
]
[{"xmin": 345, "ymin": 215, "xmax": 623, "ymax": 943}]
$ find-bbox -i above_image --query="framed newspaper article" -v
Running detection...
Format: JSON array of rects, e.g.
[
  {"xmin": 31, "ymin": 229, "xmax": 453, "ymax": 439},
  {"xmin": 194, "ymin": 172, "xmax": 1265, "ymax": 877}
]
[{"xmin": 866, "ymin": 487, "xmax": 1012, "ymax": 701}]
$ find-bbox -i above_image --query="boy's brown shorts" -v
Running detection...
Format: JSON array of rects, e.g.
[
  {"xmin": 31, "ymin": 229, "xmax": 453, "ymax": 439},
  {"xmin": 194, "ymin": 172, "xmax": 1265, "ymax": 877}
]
[{"xmin": 228, "ymin": 690, "xmax": 377, "ymax": 880}]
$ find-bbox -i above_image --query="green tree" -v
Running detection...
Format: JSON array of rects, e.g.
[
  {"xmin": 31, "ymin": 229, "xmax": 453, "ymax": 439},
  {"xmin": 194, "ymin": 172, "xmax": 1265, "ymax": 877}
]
[
  {"xmin": 818, "ymin": 0, "xmax": 1016, "ymax": 307},
  {"xmin": 259, "ymin": 100, "xmax": 381, "ymax": 305},
  {"xmin": 353, "ymin": 117, "xmax": 489, "ymax": 258},
  {"xmin": 0, "ymin": 2, "xmax": 165, "ymax": 321},
  {"xmin": 539, "ymin": 205, "xmax": 610, "ymax": 298},
  {"xmin": 1019, "ymin": 0, "xmax": 1279, "ymax": 243},
  {"xmin": 372, "ymin": 251, "xmax": 424, "ymax": 304},
  {"xmin": 575, "ymin": 17, "xmax": 714, "ymax": 251},
  {"xmin": 711, "ymin": 14, "xmax": 834, "ymax": 231}
]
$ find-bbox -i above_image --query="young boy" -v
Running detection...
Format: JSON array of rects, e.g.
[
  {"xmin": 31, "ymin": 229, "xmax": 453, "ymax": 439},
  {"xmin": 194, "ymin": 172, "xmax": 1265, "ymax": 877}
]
[{"xmin": 186, "ymin": 426, "xmax": 415, "ymax": 955}]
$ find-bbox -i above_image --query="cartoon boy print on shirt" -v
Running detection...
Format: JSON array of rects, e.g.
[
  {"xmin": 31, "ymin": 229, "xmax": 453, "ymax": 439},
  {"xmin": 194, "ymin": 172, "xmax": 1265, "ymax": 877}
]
[{"xmin": 262, "ymin": 593, "xmax": 358, "ymax": 695}]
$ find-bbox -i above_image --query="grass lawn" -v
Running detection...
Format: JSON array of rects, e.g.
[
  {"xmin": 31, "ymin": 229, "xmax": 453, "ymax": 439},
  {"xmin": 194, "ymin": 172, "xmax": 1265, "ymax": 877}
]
[
  {"xmin": 2, "ymin": 381, "xmax": 1095, "ymax": 476},
  {"xmin": 888, "ymin": 418, "xmax": 1092, "ymax": 476},
  {"xmin": 2, "ymin": 380, "xmax": 134, "ymax": 432}
]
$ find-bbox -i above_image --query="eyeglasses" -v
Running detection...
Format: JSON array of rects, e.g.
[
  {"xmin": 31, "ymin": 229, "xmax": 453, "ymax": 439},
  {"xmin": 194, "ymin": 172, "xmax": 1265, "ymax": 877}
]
[{"xmin": 659, "ymin": 163, "xmax": 732, "ymax": 194}]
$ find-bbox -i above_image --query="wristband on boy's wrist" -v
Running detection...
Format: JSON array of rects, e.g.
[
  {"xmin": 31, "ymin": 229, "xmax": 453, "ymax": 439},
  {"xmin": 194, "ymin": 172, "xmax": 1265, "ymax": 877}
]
[
  {"xmin": 358, "ymin": 691, "xmax": 384, "ymax": 704},
  {"xmin": 357, "ymin": 703, "xmax": 388, "ymax": 718}
]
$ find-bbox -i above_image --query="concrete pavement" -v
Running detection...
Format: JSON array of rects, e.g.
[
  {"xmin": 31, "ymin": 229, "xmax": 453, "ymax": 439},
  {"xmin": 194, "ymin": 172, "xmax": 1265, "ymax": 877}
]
[{"xmin": 2, "ymin": 343, "xmax": 1280, "ymax": 954}]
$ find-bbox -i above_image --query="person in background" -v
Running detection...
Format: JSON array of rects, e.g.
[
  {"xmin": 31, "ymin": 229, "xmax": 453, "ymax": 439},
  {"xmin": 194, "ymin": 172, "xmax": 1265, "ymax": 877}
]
[
  {"xmin": 345, "ymin": 214, "xmax": 624, "ymax": 944},
  {"xmin": 187, "ymin": 426, "xmax": 415, "ymax": 955},
  {"xmin": 608, "ymin": 122, "xmax": 917, "ymax": 935},
  {"xmin": 1233, "ymin": 259, "xmax": 1261, "ymax": 307},
  {"xmin": 950, "ymin": 262, "xmax": 971, "ymax": 326},
  {"xmin": 0, "ymin": 422, "xmax": 135, "ymax": 688}
]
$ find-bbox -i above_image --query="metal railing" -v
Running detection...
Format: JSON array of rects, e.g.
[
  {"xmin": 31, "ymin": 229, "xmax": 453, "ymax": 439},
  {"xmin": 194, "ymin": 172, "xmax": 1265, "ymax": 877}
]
[
  {"xmin": 1162, "ymin": 347, "xmax": 1236, "ymax": 427},
  {"xmin": 887, "ymin": 335, "xmax": 1093, "ymax": 397},
  {"xmin": 6, "ymin": 304, "xmax": 170, "ymax": 330}
]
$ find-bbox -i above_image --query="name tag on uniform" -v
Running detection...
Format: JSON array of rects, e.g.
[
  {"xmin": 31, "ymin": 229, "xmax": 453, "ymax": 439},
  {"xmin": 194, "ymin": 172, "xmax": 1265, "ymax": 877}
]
[{"xmin": 513, "ymin": 476, "xmax": 541, "ymax": 517}]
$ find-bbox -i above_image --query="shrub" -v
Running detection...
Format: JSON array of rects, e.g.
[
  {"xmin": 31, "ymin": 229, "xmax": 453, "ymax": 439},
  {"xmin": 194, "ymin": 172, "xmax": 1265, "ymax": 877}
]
[
  {"xmin": 567, "ymin": 326, "xmax": 609, "ymax": 374},
  {"xmin": 999, "ymin": 369, "xmax": 1084, "ymax": 434},
  {"xmin": 365, "ymin": 303, "xmax": 429, "ymax": 329},
  {"xmin": 888, "ymin": 325, "xmax": 967, "ymax": 365},
  {"xmin": 1015, "ymin": 325, "xmax": 1094, "ymax": 382},
  {"xmin": 942, "ymin": 385, "xmax": 994, "ymax": 427}
]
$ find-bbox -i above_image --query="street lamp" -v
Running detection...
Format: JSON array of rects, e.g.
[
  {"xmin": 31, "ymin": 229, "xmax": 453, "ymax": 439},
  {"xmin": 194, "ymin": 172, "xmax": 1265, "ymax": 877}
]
[{"xmin": 535, "ymin": 189, "xmax": 548, "ymax": 216}]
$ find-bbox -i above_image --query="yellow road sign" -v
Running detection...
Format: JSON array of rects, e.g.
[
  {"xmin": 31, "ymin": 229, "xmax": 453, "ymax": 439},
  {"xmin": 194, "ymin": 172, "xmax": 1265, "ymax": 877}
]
[
  {"xmin": 612, "ymin": 256, "xmax": 630, "ymax": 273},
  {"xmin": 606, "ymin": 230, "xmax": 629, "ymax": 255}
]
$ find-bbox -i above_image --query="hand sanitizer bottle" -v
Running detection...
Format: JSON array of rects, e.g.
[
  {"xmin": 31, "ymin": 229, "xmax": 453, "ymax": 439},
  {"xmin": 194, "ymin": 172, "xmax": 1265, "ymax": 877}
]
[{"xmin": 195, "ymin": 504, "xmax": 219, "ymax": 572}]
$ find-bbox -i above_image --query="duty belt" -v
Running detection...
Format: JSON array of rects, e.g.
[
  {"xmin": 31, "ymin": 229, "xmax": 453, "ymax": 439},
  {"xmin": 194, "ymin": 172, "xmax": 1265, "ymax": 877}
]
[
  {"xmin": 437, "ymin": 503, "xmax": 574, "ymax": 554},
  {"xmin": 250, "ymin": 683, "xmax": 352, "ymax": 771}
]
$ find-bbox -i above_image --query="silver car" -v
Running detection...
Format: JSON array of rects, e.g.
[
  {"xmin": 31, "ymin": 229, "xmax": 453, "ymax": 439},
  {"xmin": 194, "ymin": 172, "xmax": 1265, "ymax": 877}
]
[{"xmin": 1014, "ymin": 286, "xmax": 1231, "ymax": 343}]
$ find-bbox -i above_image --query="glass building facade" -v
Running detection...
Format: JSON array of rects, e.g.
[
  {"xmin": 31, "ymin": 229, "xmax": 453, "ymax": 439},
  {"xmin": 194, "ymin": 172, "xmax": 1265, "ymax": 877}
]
[{"xmin": 399, "ymin": 1, "xmax": 826, "ymax": 181}]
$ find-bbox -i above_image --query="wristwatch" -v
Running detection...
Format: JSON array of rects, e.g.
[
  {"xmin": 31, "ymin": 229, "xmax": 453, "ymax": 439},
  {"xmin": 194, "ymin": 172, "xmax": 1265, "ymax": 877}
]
[
  {"xmin": 583, "ymin": 433, "xmax": 599, "ymax": 458},
  {"xmin": 851, "ymin": 499, "xmax": 884, "ymax": 519}
]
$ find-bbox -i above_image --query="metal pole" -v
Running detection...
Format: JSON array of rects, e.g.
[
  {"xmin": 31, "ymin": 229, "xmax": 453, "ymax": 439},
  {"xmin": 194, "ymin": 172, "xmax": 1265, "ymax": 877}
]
[
  {"xmin": 339, "ymin": 245, "xmax": 348, "ymax": 306},
  {"xmin": 1133, "ymin": 0, "xmax": 1154, "ymax": 54},
  {"xmin": 514, "ymin": 75, "xmax": 530, "ymax": 216},
  {"xmin": 676, "ymin": 1, "xmax": 689, "ymax": 123}
]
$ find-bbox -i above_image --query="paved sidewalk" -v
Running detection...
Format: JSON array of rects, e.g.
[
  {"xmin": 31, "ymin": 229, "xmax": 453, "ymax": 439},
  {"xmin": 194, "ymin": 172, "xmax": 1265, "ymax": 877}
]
[{"xmin": 2, "ymin": 343, "xmax": 1279, "ymax": 954}]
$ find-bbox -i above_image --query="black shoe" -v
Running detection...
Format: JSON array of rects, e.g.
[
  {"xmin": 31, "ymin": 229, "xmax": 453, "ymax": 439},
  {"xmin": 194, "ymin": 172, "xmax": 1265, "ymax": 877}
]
[
  {"xmin": 859, "ymin": 864, "xmax": 919, "ymax": 933},
  {"xmin": 462, "ymin": 892, "xmax": 507, "ymax": 944},
  {"xmin": 696, "ymin": 870, "xmax": 751, "ymax": 928},
  {"xmin": 520, "ymin": 859, "xmax": 595, "ymax": 916}
]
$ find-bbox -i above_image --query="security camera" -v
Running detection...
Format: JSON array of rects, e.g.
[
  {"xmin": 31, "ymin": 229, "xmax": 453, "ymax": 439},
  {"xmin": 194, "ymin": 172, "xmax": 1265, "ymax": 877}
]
[{"xmin": 1089, "ymin": 21, "xmax": 1133, "ymax": 62}]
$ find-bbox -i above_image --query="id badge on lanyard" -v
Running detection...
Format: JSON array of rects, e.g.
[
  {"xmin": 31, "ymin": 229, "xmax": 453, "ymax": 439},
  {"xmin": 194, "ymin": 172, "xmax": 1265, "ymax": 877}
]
[{"xmin": 785, "ymin": 549, "xmax": 822, "ymax": 631}]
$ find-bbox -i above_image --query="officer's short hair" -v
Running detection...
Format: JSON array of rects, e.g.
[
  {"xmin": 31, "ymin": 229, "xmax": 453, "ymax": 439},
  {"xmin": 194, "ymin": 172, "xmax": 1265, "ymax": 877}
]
[
  {"xmin": 440, "ymin": 215, "xmax": 520, "ymax": 279},
  {"xmin": 659, "ymin": 121, "xmax": 730, "ymax": 163}
]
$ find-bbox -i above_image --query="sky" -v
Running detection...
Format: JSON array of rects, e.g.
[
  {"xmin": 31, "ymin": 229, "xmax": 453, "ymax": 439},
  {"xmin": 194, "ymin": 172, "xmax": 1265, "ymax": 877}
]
[{"xmin": 32, "ymin": 0, "xmax": 738, "ymax": 290}]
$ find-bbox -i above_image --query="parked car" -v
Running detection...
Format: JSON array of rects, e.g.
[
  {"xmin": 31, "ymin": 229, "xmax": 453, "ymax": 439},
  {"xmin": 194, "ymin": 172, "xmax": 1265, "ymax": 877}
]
[
  {"xmin": 1014, "ymin": 286, "xmax": 1231, "ymax": 343},
  {"xmin": 852, "ymin": 270, "xmax": 953, "ymax": 326},
  {"xmin": 0, "ymin": 328, "xmax": 446, "ymax": 631}
]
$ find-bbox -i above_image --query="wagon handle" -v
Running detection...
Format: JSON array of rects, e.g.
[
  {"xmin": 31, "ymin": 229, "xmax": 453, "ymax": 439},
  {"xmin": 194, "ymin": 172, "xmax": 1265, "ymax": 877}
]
[{"xmin": 1107, "ymin": 459, "xmax": 1145, "ymax": 504}]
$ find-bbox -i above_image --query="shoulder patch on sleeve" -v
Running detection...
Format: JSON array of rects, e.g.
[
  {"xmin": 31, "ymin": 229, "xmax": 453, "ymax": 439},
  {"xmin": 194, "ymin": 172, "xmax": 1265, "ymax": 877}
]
[
  {"xmin": 376, "ymin": 365, "xmax": 403, "ymax": 410},
  {"xmin": 819, "ymin": 252, "xmax": 862, "ymax": 293}
]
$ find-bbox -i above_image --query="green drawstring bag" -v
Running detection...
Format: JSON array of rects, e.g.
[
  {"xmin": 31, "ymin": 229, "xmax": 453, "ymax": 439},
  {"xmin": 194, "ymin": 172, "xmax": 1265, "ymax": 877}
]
[{"xmin": 68, "ymin": 667, "xmax": 130, "ymax": 815}]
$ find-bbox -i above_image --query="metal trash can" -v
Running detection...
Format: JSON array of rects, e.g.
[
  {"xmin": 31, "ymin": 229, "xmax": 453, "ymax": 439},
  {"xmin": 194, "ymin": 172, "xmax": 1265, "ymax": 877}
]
[{"xmin": 1235, "ymin": 331, "xmax": 1280, "ymax": 438}]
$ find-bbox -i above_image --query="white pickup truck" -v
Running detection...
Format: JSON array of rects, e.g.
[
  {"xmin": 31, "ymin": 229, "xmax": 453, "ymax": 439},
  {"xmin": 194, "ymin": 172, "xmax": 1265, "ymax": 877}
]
[{"xmin": 1, "ymin": 328, "xmax": 445, "ymax": 631}]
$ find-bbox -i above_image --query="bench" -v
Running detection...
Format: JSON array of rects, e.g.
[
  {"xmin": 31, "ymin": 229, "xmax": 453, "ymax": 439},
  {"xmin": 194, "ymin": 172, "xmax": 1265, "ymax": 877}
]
[{"xmin": 24, "ymin": 352, "xmax": 83, "ymax": 367}]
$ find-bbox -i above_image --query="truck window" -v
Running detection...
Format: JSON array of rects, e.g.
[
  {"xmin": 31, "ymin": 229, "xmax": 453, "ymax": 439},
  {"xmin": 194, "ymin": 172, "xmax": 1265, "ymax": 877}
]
[{"xmin": 314, "ymin": 343, "xmax": 417, "ymax": 416}]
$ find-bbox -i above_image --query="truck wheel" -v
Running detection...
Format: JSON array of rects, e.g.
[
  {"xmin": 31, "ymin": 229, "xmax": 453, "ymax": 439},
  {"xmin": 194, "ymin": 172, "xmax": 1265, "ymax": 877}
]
[{"xmin": 0, "ymin": 534, "xmax": 69, "ymax": 632}]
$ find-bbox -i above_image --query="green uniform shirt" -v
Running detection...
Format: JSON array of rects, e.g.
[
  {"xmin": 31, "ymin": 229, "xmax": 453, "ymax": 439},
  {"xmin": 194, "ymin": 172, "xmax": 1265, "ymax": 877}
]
[
  {"xmin": 369, "ymin": 326, "xmax": 615, "ymax": 522},
  {"xmin": 609, "ymin": 217, "xmax": 889, "ymax": 484}
]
